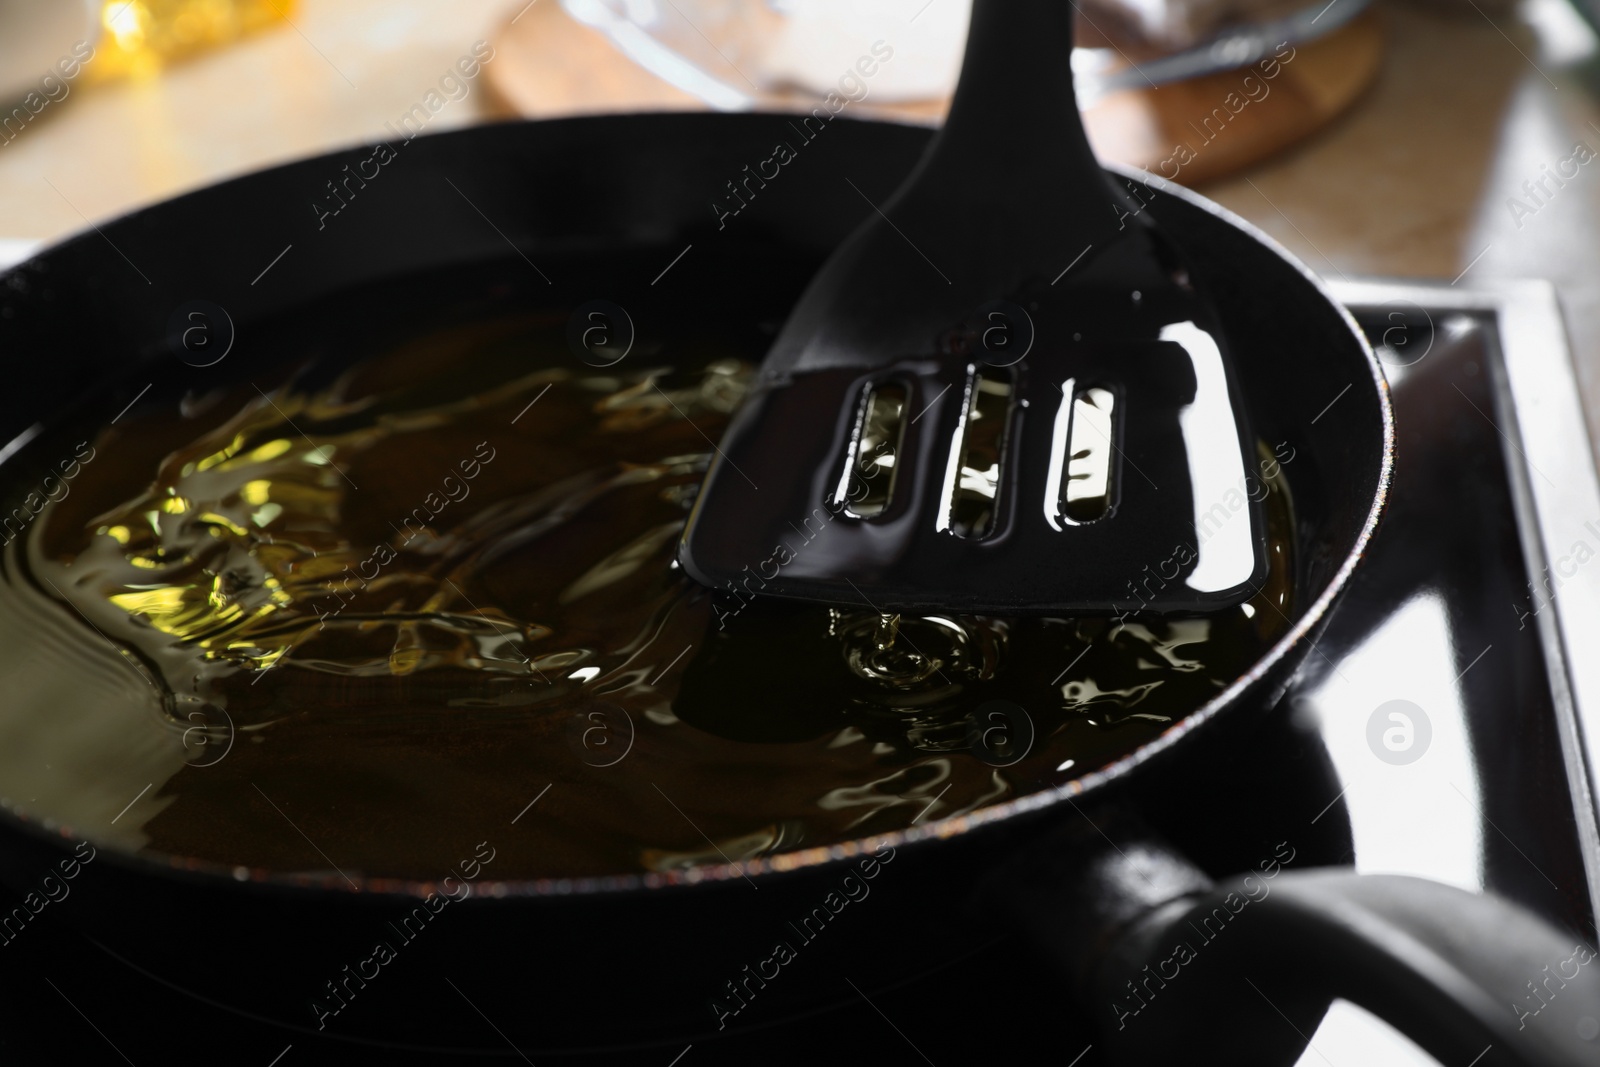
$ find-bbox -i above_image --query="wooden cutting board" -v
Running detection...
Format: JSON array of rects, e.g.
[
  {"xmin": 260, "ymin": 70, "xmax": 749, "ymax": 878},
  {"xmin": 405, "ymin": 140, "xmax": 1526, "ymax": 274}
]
[{"xmin": 483, "ymin": 3, "xmax": 1383, "ymax": 186}]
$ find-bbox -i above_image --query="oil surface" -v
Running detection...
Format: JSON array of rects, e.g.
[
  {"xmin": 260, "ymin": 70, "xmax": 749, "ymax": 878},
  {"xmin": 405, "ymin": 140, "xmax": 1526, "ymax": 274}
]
[{"xmin": 0, "ymin": 290, "xmax": 1295, "ymax": 880}]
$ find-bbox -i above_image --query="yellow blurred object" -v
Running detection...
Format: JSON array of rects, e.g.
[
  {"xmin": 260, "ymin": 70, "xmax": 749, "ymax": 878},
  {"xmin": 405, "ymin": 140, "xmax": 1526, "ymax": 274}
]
[{"xmin": 90, "ymin": 0, "xmax": 296, "ymax": 81}]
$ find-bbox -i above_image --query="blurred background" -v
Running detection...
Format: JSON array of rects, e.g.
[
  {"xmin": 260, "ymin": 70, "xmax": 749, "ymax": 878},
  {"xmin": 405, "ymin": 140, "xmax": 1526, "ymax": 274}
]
[{"xmin": 1, "ymin": 0, "xmax": 1599, "ymax": 411}]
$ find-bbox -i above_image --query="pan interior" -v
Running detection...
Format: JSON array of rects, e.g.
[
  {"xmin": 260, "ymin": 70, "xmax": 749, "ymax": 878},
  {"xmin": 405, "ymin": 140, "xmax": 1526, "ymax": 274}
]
[{"xmin": 0, "ymin": 244, "xmax": 1306, "ymax": 883}]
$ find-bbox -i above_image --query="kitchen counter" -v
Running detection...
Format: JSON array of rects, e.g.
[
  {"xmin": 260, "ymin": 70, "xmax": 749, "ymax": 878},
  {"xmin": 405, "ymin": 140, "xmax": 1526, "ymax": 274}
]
[
  {"xmin": 4, "ymin": 0, "xmax": 1600, "ymax": 451},
  {"xmin": 1206, "ymin": 0, "xmax": 1600, "ymax": 451}
]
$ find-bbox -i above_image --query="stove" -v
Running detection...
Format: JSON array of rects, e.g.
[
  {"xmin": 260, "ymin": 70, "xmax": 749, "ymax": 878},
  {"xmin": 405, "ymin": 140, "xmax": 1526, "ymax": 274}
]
[
  {"xmin": 1274, "ymin": 278, "xmax": 1600, "ymax": 1065},
  {"xmin": 0, "ymin": 278, "xmax": 1594, "ymax": 1065}
]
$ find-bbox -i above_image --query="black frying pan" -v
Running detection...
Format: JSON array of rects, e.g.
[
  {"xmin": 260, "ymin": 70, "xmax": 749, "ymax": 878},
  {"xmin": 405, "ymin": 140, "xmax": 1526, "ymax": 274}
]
[{"xmin": 0, "ymin": 112, "xmax": 1592, "ymax": 1066}]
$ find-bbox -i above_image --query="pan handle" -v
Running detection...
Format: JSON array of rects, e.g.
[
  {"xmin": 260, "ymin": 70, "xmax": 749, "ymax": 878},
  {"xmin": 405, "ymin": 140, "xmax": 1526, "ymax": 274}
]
[{"xmin": 993, "ymin": 815, "xmax": 1600, "ymax": 1066}]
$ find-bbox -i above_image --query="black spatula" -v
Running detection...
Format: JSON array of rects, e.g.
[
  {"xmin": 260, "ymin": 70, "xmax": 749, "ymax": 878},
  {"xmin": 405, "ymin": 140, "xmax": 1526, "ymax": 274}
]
[{"xmin": 678, "ymin": 0, "xmax": 1268, "ymax": 617}]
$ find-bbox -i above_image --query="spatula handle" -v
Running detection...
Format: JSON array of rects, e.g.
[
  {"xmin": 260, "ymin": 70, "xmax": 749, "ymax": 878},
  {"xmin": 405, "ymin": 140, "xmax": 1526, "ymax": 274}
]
[
  {"xmin": 938, "ymin": 1, "xmax": 1096, "ymax": 173},
  {"xmin": 889, "ymin": 0, "xmax": 1134, "ymax": 263}
]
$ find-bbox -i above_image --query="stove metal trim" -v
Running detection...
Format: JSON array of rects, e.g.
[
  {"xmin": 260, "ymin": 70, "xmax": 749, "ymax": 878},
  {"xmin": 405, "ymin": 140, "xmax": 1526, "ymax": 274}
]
[{"xmin": 1330, "ymin": 277, "xmax": 1600, "ymax": 932}]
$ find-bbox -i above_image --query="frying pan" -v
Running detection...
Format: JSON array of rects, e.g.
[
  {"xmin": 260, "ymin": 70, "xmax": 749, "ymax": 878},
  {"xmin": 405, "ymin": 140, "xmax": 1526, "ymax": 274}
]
[{"xmin": 0, "ymin": 109, "xmax": 1593, "ymax": 1065}]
